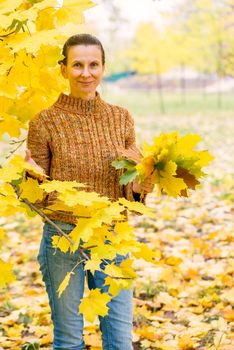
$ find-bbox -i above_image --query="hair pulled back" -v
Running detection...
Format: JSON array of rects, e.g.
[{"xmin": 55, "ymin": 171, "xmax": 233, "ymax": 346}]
[{"xmin": 58, "ymin": 33, "xmax": 105, "ymax": 66}]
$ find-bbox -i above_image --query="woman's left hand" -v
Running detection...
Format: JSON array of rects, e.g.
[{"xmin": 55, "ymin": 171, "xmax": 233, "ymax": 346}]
[{"xmin": 132, "ymin": 175, "xmax": 154, "ymax": 194}]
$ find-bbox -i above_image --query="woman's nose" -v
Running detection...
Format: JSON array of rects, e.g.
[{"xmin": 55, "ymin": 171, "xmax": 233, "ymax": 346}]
[{"xmin": 81, "ymin": 66, "xmax": 91, "ymax": 77}]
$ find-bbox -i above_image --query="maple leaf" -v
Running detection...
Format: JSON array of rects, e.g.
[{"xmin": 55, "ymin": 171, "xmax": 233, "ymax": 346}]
[
  {"xmin": 57, "ymin": 271, "xmax": 74, "ymax": 298},
  {"xmin": 40, "ymin": 180, "xmax": 85, "ymax": 193},
  {"xmin": 52, "ymin": 235, "xmax": 71, "ymax": 254},
  {"xmin": 155, "ymin": 160, "xmax": 187, "ymax": 197},
  {"xmin": 19, "ymin": 178, "xmax": 44, "ymax": 203},
  {"xmin": 84, "ymin": 255, "xmax": 102, "ymax": 275},
  {"xmin": 104, "ymin": 276, "xmax": 132, "ymax": 297},
  {"xmin": 0, "ymin": 113, "xmax": 22, "ymax": 138},
  {"xmin": 79, "ymin": 289, "xmax": 111, "ymax": 323},
  {"xmin": 133, "ymin": 242, "xmax": 162, "ymax": 263},
  {"xmin": 118, "ymin": 197, "xmax": 156, "ymax": 217},
  {"xmin": 0, "ymin": 258, "xmax": 15, "ymax": 288},
  {"xmin": 176, "ymin": 167, "xmax": 200, "ymax": 196}
]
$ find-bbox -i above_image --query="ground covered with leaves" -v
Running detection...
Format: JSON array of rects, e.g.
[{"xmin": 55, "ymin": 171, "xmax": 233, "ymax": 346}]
[{"xmin": 0, "ymin": 110, "xmax": 233, "ymax": 349}]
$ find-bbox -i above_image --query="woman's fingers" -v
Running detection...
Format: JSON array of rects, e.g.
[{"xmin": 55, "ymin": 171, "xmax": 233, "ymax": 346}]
[
  {"xmin": 24, "ymin": 148, "xmax": 46, "ymax": 182},
  {"xmin": 24, "ymin": 148, "xmax": 31, "ymax": 161}
]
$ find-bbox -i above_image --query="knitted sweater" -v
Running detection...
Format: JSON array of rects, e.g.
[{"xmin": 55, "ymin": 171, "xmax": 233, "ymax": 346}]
[{"xmin": 26, "ymin": 92, "xmax": 144, "ymax": 224}]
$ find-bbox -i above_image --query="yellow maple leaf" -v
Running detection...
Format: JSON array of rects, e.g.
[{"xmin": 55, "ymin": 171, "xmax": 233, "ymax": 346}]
[
  {"xmin": 92, "ymin": 202, "xmax": 124, "ymax": 224},
  {"xmin": 176, "ymin": 134, "xmax": 201, "ymax": 155},
  {"xmin": 0, "ymin": 228, "xmax": 5, "ymax": 240},
  {"xmin": 69, "ymin": 218, "xmax": 101, "ymax": 252},
  {"xmin": 0, "ymin": 113, "xmax": 22, "ymax": 138},
  {"xmin": 104, "ymin": 262, "xmax": 123, "ymax": 278},
  {"xmin": 52, "ymin": 235, "xmax": 71, "ymax": 253},
  {"xmin": 55, "ymin": 0, "xmax": 96, "ymax": 27},
  {"xmin": 84, "ymin": 255, "xmax": 102, "ymax": 274},
  {"xmin": 165, "ymin": 256, "xmax": 183, "ymax": 266},
  {"xmin": 19, "ymin": 178, "xmax": 44, "ymax": 203},
  {"xmin": 194, "ymin": 150, "xmax": 214, "ymax": 168},
  {"xmin": 40, "ymin": 179, "xmax": 85, "ymax": 193},
  {"xmin": 104, "ymin": 276, "xmax": 131, "ymax": 297},
  {"xmin": 133, "ymin": 242, "xmax": 161, "ymax": 263},
  {"xmin": 119, "ymin": 258, "xmax": 137, "ymax": 279},
  {"xmin": 59, "ymin": 190, "xmax": 109, "ymax": 207},
  {"xmin": 0, "ymin": 0, "xmax": 22, "ymax": 16},
  {"xmin": 57, "ymin": 271, "xmax": 74, "ymax": 298},
  {"xmin": 79, "ymin": 289, "xmax": 111, "ymax": 323},
  {"xmin": 178, "ymin": 334, "xmax": 196, "ymax": 349},
  {"xmin": 118, "ymin": 197, "xmax": 156, "ymax": 217},
  {"xmin": 112, "ymin": 221, "xmax": 135, "ymax": 243},
  {"xmin": 0, "ymin": 259, "xmax": 15, "ymax": 288},
  {"xmin": 155, "ymin": 160, "xmax": 187, "ymax": 197}
]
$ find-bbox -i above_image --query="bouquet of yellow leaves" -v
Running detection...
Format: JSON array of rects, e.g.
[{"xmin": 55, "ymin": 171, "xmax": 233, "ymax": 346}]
[{"xmin": 112, "ymin": 132, "xmax": 213, "ymax": 198}]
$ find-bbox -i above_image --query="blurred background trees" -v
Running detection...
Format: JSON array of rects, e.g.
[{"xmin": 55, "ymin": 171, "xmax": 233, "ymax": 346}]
[{"xmin": 89, "ymin": 0, "xmax": 234, "ymax": 113}]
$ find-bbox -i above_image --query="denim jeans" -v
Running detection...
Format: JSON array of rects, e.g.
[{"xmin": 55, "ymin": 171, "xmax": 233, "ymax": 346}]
[{"xmin": 37, "ymin": 220, "xmax": 133, "ymax": 350}]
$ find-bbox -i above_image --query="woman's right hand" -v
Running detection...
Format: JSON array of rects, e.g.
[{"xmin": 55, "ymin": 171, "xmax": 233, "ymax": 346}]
[{"xmin": 24, "ymin": 148, "xmax": 46, "ymax": 182}]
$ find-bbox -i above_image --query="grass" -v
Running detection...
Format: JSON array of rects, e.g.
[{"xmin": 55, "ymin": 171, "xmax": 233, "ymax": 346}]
[{"xmin": 102, "ymin": 86, "xmax": 234, "ymax": 116}]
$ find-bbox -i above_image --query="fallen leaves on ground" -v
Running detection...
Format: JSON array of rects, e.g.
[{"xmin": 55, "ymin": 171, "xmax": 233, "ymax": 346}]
[{"xmin": 0, "ymin": 112, "xmax": 233, "ymax": 349}]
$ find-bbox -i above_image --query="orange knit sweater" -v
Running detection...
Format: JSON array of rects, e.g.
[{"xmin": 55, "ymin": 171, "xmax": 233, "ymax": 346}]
[{"xmin": 26, "ymin": 92, "xmax": 144, "ymax": 224}]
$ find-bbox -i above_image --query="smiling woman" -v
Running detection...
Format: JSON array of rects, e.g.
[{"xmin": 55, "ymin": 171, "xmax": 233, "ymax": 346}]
[{"xmin": 25, "ymin": 33, "xmax": 153, "ymax": 350}]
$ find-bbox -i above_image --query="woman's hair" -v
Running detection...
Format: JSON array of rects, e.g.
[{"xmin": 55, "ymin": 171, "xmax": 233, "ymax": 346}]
[{"xmin": 58, "ymin": 33, "xmax": 105, "ymax": 66}]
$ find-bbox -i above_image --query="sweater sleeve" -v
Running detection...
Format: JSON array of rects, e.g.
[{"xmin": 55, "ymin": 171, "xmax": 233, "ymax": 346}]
[
  {"xmin": 123, "ymin": 110, "xmax": 147, "ymax": 204},
  {"xmin": 25, "ymin": 114, "xmax": 52, "ymax": 208},
  {"xmin": 26, "ymin": 113, "xmax": 51, "ymax": 177}
]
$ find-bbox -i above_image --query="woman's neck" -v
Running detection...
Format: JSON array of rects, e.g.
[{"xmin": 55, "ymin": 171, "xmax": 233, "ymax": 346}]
[{"xmin": 69, "ymin": 91, "xmax": 96, "ymax": 100}]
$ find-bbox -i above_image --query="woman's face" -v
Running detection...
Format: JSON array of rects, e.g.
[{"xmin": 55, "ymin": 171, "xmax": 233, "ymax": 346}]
[{"xmin": 61, "ymin": 44, "xmax": 105, "ymax": 99}]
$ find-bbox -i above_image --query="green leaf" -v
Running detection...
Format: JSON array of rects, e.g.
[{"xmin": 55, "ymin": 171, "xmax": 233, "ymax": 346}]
[
  {"xmin": 112, "ymin": 159, "xmax": 136, "ymax": 170},
  {"xmin": 119, "ymin": 169, "xmax": 137, "ymax": 185}
]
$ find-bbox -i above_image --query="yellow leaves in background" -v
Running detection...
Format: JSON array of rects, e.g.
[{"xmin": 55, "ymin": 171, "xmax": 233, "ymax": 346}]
[
  {"xmin": 79, "ymin": 289, "xmax": 111, "ymax": 323},
  {"xmin": 178, "ymin": 334, "xmax": 197, "ymax": 350}
]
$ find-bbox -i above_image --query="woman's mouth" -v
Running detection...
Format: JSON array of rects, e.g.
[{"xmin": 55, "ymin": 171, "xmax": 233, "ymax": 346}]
[{"xmin": 79, "ymin": 81, "xmax": 93, "ymax": 85}]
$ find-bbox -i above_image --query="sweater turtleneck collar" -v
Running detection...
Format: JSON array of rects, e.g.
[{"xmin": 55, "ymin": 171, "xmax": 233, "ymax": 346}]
[{"xmin": 53, "ymin": 91, "xmax": 104, "ymax": 115}]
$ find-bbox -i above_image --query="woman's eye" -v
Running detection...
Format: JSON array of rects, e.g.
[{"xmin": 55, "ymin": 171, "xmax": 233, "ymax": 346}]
[
  {"xmin": 91, "ymin": 62, "xmax": 98, "ymax": 67},
  {"xmin": 74, "ymin": 63, "xmax": 81, "ymax": 67}
]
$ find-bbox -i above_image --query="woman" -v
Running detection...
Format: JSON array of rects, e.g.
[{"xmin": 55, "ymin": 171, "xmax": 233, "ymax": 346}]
[{"xmin": 25, "ymin": 33, "xmax": 153, "ymax": 350}]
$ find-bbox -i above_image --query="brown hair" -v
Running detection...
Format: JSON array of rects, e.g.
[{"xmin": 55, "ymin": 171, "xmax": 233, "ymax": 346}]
[{"xmin": 58, "ymin": 33, "xmax": 105, "ymax": 66}]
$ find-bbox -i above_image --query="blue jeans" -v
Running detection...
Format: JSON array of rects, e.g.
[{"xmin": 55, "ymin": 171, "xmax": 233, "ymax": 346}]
[{"xmin": 37, "ymin": 220, "xmax": 133, "ymax": 350}]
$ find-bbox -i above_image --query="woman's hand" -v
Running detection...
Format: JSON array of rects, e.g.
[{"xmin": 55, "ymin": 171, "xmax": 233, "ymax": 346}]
[
  {"xmin": 132, "ymin": 175, "xmax": 154, "ymax": 194},
  {"xmin": 24, "ymin": 148, "xmax": 46, "ymax": 182}
]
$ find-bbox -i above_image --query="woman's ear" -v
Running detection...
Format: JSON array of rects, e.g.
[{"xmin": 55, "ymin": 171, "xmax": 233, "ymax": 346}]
[{"xmin": 60, "ymin": 63, "xmax": 68, "ymax": 79}]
